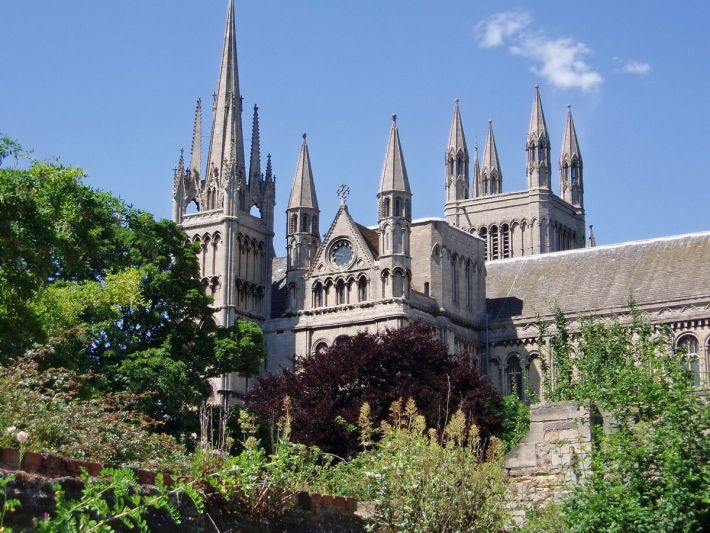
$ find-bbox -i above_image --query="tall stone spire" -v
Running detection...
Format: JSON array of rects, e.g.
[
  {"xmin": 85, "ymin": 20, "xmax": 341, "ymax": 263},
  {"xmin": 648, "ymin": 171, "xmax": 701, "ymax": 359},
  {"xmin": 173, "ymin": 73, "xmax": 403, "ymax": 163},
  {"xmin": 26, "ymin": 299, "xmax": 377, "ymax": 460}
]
[
  {"xmin": 526, "ymin": 86, "xmax": 551, "ymax": 189},
  {"xmin": 445, "ymin": 99, "xmax": 469, "ymax": 203},
  {"xmin": 286, "ymin": 134, "xmax": 320, "ymax": 276},
  {"xmin": 480, "ymin": 120, "xmax": 502, "ymax": 195},
  {"xmin": 248, "ymin": 104, "xmax": 261, "ymax": 186},
  {"xmin": 379, "ymin": 114, "xmax": 411, "ymax": 195},
  {"xmin": 288, "ymin": 134, "xmax": 319, "ymax": 210},
  {"xmin": 377, "ymin": 114, "xmax": 412, "ymax": 284},
  {"xmin": 472, "ymin": 143, "xmax": 481, "ymax": 198},
  {"xmin": 206, "ymin": 0, "xmax": 245, "ymax": 183},
  {"xmin": 190, "ymin": 98, "xmax": 202, "ymax": 177},
  {"xmin": 447, "ymin": 99, "xmax": 468, "ymax": 157},
  {"xmin": 560, "ymin": 105, "xmax": 583, "ymax": 207}
]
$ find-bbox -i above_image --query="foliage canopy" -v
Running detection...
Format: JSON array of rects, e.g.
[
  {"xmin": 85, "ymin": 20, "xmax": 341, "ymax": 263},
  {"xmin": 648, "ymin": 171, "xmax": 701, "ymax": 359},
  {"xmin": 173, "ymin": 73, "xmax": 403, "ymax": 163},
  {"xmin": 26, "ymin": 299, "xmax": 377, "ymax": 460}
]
[{"xmin": 0, "ymin": 137, "xmax": 265, "ymax": 434}]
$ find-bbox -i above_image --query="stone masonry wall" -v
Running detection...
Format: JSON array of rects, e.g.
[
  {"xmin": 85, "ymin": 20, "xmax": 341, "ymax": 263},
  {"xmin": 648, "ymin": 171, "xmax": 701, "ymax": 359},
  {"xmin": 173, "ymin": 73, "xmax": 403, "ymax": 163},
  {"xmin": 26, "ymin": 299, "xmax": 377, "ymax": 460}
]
[{"xmin": 504, "ymin": 401, "xmax": 592, "ymax": 524}]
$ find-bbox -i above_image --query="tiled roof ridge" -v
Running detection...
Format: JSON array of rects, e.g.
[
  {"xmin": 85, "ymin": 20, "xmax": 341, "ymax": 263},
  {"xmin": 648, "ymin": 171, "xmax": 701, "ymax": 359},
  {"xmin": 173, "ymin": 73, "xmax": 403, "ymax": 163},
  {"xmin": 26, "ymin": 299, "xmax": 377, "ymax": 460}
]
[{"xmin": 489, "ymin": 230, "xmax": 710, "ymax": 264}]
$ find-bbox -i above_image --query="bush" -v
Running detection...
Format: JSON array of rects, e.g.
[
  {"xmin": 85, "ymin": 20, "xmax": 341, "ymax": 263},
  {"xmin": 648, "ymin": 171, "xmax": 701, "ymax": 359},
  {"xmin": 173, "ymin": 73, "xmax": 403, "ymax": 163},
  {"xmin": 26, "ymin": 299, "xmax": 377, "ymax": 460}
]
[
  {"xmin": 500, "ymin": 394, "xmax": 530, "ymax": 452},
  {"xmin": 246, "ymin": 322, "xmax": 503, "ymax": 458},
  {"xmin": 0, "ymin": 353, "xmax": 189, "ymax": 469},
  {"xmin": 316, "ymin": 399, "xmax": 509, "ymax": 532},
  {"xmin": 533, "ymin": 307, "xmax": 710, "ymax": 532}
]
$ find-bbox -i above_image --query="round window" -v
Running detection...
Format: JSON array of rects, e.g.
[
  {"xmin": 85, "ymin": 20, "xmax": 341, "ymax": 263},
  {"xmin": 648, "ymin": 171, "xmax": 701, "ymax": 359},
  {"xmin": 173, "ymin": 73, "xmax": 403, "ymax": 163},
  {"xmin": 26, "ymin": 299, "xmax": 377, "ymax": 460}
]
[{"xmin": 330, "ymin": 240, "xmax": 354, "ymax": 267}]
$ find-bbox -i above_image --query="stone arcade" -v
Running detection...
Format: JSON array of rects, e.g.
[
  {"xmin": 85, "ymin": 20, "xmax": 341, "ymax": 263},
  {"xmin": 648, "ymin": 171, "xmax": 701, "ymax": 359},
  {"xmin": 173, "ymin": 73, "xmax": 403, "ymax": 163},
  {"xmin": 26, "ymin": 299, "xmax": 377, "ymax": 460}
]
[{"xmin": 170, "ymin": 1, "xmax": 710, "ymax": 400}]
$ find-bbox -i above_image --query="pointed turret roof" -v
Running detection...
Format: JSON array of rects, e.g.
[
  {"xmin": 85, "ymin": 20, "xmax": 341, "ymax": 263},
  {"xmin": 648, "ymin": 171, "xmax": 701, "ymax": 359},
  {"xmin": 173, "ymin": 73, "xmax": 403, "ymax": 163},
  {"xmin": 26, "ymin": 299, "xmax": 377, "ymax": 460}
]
[
  {"xmin": 528, "ymin": 86, "xmax": 549, "ymax": 141},
  {"xmin": 482, "ymin": 120, "xmax": 502, "ymax": 175},
  {"xmin": 379, "ymin": 114, "xmax": 411, "ymax": 194},
  {"xmin": 472, "ymin": 143, "xmax": 480, "ymax": 195},
  {"xmin": 206, "ymin": 0, "xmax": 245, "ymax": 177},
  {"xmin": 560, "ymin": 105, "xmax": 582, "ymax": 161},
  {"xmin": 190, "ymin": 99, "xmax": 202, "ymax": 176},
  {"xmin": 288, "ymin": 134, "xmax": 319, "ymax": 210},
  {"xmin": 248, "ymin": 104, "xmax": 261, "ymax": 184},
  {"xmin": 447, "ymin": 99, "xmax": 468, "ymax": 156}
]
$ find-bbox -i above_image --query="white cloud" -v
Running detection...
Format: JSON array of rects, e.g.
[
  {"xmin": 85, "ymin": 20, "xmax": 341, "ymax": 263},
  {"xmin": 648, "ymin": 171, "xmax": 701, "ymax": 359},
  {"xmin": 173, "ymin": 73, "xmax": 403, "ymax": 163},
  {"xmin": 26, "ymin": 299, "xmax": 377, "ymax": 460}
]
[
  {"xmin": 475, "ymin": 11, "xmax": 531, "ymax": 48},
  {"xmin": 511, "ymin": 35, "xmax": 603, "ymax": 91},
  {"xmin": 620, "ymin": 60, "xmax": 651, "ymax": 76},
  {"xmin": 475, "ymin": 11, "xmax": 603, "ymax": 92}
]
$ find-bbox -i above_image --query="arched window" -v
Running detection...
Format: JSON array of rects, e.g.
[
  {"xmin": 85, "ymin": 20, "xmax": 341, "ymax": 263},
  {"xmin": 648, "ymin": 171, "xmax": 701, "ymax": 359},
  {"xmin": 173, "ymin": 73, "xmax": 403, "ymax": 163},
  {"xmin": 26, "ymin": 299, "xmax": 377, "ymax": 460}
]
[
  {"xmin": 528, "ymin": 353, "xmax": 543, "ymax": 401},
  {"xmin": 312, "ymin": 282, "xmax": 323, "ymax": 308},
  {"xmin": 314, "ymin": 341, "xmax": 328, "ymax": 355},
  {"xmin": 490, "ymin": 226, "xmax": 499, "ymax": 260},
  {"xmin": 449, "ymin": 158, "xmax": 454, "ymax": 176},
  {"xmin": 501, "ymin": 224, "xmax": 510, "ymax": 258},
  {"xmin": 289, "ymin": 214, "xmax": 298, "ymax": 234},
  {"xmin": 312, "ymin": 216, "xmax": 318, "ymax": 235},
  {"xmin": 395, "ymin": 198, "xmax": 401, "ymax": 217},
  {"xmin": 424, "ymin": 282, "xmax": 430, "ymax": 297},
  {"xmin": 384, "ymin": 198, "xmax": 391, "ymax": 218},
  {"xmin": 677, "ymin": 334, "xmax": 700, "ymax": 386},
  {"xmin": 335, "ymin": 279, "xmax": 346, "ymax": 305},
  {"xmin": 478, "ymin": 228, "xmax": 488, "ymax": 260},
  {"xmin": 358, "ymin": 277, "xmax": 368, "ymax": 302},
  {"xmin": 405, "ymin": 200, "xmax": 410, "ymax": 219},
  {"xmin": 381, "ymin": 270, "xmax": 390, "ymax": 298},
  {"xmin": 335, "ymin": 335, "xmax": 349, "ymax": 347},
  {"xmin": 538, "ymin": 145, "xmax": 545, "ymax": 162},
  {"xmin": 465, "ymin": 261, "xmax": 473, "ymax": 309},
  {"xmin": 392, "ymin": 270, "xmax": 404, "ymax": 298},
  {"xmin": 506, "ymin": 354, "xmax": 523, "ymax": 399},
  {"xmin": 451, "ymin": 257, "xmax": 459, "ymax": 303},
  {"xmin": 301, "ymin": 213, "xmax": 310, "ymax": 233}
]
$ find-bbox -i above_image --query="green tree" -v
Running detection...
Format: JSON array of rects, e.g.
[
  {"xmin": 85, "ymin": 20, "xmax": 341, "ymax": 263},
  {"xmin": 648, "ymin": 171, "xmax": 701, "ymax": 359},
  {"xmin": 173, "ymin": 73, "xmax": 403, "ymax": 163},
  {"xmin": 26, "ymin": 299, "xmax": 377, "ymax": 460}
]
[
  {"xmin": 0, "ymin": 138, "xmax": 265, "ymax": 434},
  {"xmin": 535, "ymin": 307, "xmax": 710, "ymax": 532}
]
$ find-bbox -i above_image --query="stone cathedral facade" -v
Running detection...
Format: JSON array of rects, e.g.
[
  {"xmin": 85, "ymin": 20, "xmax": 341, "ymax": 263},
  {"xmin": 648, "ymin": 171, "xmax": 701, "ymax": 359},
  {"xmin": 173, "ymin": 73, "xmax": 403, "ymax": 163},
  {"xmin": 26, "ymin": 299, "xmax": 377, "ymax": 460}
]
[{"xmin": 172, "ymin": 1, "xmax": 710, "ymax": 401}]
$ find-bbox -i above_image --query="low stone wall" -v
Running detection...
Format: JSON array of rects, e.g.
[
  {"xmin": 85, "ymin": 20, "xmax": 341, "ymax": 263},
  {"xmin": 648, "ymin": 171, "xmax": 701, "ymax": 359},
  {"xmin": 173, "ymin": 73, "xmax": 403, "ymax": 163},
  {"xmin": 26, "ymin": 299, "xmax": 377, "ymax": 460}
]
[
  {"xmin": 504, "ymin": 401, "xmax": 592, "ymax": 524},
  {"xmin": 0, "ymin": 448, "xmax": 368, "ymax": 532}
]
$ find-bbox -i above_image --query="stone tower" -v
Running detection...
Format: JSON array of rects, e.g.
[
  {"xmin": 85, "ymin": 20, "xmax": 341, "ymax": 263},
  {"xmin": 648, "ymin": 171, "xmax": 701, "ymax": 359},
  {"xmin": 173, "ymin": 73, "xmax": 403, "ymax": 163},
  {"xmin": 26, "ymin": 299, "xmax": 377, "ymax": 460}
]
[
  {"xmin": 479, "ymin": 120, "xmax": 503, "ymax": 196},
  {"xmin": 445, "ymin": 99, "xmax": 469, "ymax": 203},
  {"xmin": 286, "ymin": 134, "xmax": 321, "ymax": 311},
  {"xmin": 560, "ymin": 106, "xmax": 584, "ymax": 208},
  {"xmin": 377, "ymin": 115, "xmax": 412, "ymax": 298},
  {"xmin": 526, "ymin": 86, "xmax": 551, "ymax": 189},
  {"xmin": 172, "ymin": 0, "xmax": 276, "ymax": 328}
]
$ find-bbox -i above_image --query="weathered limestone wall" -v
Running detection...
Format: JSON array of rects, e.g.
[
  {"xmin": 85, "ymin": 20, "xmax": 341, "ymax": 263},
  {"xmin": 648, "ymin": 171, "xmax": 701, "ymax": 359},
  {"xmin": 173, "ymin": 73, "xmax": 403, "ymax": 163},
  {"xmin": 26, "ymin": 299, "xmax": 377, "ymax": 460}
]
[{"xmin": 504, "ymin": 401, "xmax": 591, "ymax": 523}]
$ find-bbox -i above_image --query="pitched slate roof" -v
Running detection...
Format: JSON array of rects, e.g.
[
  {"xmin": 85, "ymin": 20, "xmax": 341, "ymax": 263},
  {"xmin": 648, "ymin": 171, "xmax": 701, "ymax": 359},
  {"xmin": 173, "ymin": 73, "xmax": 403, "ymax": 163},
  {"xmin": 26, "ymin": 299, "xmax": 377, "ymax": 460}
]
[
  {"xmin": 356, "ymin": 223, "xmax": 380, "ymax": 258},
  {"xmin": 486, "ymin": 232, "xmax": 710, "ymax": 321}
]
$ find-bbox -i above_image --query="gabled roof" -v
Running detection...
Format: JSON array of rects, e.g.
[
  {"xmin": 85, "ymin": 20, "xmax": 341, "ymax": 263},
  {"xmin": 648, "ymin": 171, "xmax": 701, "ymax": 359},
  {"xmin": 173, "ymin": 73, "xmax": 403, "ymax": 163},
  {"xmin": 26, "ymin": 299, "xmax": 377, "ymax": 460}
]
[
  {"xmin": 307, "ymin": 205, "xmax": 378, "ymax": 278},
  {"xmin": 356, "ymin": 223, "xmax": 380, "ymax": 258},
  {"xmin": 486, "ymin": 232, "xmax": 710, "ymax": 321}
]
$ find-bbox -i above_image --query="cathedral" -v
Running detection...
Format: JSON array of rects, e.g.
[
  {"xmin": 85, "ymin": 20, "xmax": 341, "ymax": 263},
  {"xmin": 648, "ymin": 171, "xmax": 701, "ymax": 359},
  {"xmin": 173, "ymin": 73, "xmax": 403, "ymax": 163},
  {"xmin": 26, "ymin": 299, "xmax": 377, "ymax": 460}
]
[{"xmin": 171, "ymin": 1, "xmax": 710, "ymax": 401}]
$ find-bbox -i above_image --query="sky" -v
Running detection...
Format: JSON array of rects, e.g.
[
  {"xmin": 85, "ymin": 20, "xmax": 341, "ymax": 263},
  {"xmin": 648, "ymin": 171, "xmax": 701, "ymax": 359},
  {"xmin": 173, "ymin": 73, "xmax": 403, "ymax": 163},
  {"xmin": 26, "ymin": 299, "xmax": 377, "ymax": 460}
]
[{"xmin": 3, "ymin": 0, "xmax": 709, "ymax": 257}]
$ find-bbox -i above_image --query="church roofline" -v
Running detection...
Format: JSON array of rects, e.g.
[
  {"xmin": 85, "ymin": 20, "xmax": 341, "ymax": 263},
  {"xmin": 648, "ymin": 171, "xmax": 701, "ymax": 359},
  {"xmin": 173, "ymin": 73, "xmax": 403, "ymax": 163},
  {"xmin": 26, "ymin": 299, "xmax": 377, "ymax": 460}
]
[{"xmin": 487, "ymin": 230, "xmax": 710, "ymax": 264}]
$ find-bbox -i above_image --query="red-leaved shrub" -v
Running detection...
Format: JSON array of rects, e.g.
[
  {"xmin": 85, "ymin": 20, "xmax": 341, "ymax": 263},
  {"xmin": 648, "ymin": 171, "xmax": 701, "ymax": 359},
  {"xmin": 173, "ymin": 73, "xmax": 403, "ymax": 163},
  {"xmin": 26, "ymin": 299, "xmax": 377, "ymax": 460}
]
[{"xmin": 246, "ymin": 322, "xmax": 503, "ymax": 458}]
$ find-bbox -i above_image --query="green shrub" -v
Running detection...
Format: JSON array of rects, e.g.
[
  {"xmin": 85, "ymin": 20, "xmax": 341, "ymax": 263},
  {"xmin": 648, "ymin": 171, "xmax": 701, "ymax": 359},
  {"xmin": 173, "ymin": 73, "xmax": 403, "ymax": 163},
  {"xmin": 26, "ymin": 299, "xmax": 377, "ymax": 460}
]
[
  {"xmin": 0, "ymin": 355, "xmax": 190, "ymax": 469},
  {"xmin": 317, "ymin": 399, "xmax": 509, "ymax": 532},
  {"xmin": 35, "ymin": 468, "xmax": 182, "ymax": 532},
  {"xmin": 535, "ymin": 307, "xmax": 710, "ymax": 532},
  {"xmin": 500, "ymin": 394, "xmax": 530, "ymax": 452}
]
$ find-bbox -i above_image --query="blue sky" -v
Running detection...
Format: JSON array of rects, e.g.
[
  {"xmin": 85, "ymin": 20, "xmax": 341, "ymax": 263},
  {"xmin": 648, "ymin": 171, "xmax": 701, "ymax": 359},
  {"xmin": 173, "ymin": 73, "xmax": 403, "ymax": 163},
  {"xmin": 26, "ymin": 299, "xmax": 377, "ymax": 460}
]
[{"xmin": 3, "ymin": 1, "xmax": 709, "ymax": 256}]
